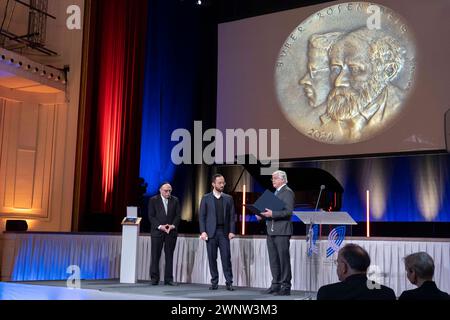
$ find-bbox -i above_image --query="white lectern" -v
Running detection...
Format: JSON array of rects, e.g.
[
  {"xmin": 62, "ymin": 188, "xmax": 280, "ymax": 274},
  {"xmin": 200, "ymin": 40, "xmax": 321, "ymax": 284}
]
[
  {"xmin": 294, "ymin": 211, "xmax": 357, "ymax": 227},
  {"xmin": 294, "ymin": 211, "xmax": 356, "ymax": 299},
  {"xmin": 120, "ymin": 207, "xmax": 142, "ymax": 284}
]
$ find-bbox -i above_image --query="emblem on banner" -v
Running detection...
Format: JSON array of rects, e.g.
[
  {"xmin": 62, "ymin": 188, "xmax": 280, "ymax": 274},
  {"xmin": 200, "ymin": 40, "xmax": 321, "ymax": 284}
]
[
  {"xmin": 326, "ymin": 226, "xmax": 346, "ymax": 257},
  {"xmin": 307, "ymin": 224, "xmax": 319, "ymax": 257}
]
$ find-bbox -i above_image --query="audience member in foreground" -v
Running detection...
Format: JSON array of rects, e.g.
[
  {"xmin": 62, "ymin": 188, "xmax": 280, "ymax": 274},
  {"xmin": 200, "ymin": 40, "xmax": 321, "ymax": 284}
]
[
  {"xmin": 399, "ymin": 252, "xmax": 450, "ymax": 300},
  {"xmin": 317, "ymin": 244, "xmax": 396, "ymax": 300}
]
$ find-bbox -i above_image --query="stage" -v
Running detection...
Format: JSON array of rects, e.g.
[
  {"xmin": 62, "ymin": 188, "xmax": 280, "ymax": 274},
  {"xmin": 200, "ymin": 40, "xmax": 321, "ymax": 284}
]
[
  {"xmin": 1, "ymin": 233, "xmax": 449, "ymax": 298},
  {"xmin": 0, "ymin": 281, "xmax": 310, "ymax": 300}
]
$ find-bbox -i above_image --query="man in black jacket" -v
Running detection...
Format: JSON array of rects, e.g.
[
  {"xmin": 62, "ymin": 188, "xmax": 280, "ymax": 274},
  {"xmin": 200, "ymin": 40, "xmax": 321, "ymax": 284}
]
[
  {"xmin": 148, "ymin": 182, "xmax": 181, "ymax": 286},
  {"xmin": 199, "ymin": 174, "xmax": 236, "ymax": 291},
  {"xmin": 317, "ymin": 243, "xmax": 396, "ymax": 300},
  {"xmin": 399, "ymin": 252, "xmax": 450, "ymax": 300}
]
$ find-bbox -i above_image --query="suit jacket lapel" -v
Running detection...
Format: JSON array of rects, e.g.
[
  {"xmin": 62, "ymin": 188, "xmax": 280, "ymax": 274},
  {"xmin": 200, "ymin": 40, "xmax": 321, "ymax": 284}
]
[
  {"xmin": 167, "ymin": 197, "xmax": 172, "ymax": 216},
  {"xmin": 158, "ymin": 196, "xmax": 165, "ymax": 215},
  {"xmin": 223, "ymin": 195, "xmax": 227, "ymax": 221},
  {"xmin": 208, "ymin": 193, "xmax": 214, "ymax": 211}
]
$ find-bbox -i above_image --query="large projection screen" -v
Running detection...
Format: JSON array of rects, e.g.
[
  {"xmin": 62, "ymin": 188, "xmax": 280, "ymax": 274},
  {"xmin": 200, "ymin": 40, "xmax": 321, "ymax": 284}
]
[{"xmin": 217, "ymin": 0, "xmax": 450, "ymax": 160}]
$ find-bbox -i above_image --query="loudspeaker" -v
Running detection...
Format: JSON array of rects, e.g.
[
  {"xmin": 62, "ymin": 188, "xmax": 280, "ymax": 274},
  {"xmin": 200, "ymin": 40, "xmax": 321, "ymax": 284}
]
[
  {"xmin": 5, "ymin": 220, "xmax": 28, "ymax": 232},
  {"xmin": 445, "ymin": 109, "xmax": 450, "ymax": 152}
]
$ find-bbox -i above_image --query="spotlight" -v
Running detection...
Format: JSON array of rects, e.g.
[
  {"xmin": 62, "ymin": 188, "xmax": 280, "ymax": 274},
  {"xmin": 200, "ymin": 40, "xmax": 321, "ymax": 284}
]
[{"xmin": 197, "ymin": 0, "xmax": 202, "ymax": 5}]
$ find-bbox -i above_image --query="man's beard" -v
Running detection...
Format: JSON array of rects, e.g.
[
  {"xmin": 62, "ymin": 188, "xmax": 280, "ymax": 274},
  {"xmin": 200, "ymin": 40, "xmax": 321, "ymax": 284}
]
[{"xmin": 326, "ymin": 77, "xmax": 384, "ymax": 121}]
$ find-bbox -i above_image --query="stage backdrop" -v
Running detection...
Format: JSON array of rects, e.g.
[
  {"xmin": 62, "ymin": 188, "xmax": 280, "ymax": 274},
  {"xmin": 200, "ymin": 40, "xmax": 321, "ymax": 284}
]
[
  {"xmin": 139, "ymin": 0, "xmax": 218, "ymax": 221},
  {"xmin": 217, "ymin": 0, "xmax": 450, "ymax": 159}
]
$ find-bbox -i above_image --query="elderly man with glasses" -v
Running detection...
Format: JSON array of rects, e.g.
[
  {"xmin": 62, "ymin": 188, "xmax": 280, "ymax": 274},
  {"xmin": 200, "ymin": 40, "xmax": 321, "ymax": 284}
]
[
  {"xmin": 148, "ymin": 182, "xmax": 181, "ymax": 286},
  {"xmin": 259, "ymin": 170, "xmax": 295, "ymax": 296}
]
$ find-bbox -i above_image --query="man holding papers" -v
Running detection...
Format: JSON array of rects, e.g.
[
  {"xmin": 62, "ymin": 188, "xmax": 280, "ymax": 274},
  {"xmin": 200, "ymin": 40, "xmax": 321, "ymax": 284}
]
[{"xmin": 258, "ymin": 170, "xmax": 295, "ymax": 296}]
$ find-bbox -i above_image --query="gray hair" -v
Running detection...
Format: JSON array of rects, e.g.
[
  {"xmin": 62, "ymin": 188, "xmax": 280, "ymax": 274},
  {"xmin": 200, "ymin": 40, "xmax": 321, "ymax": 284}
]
[
  {"xmin": 404, "ymin": 252, "xmax": 435, "ymax": 280},
  {"xmin": 272, "ymin": 170, "xmax": 288, "ymax": 183}
]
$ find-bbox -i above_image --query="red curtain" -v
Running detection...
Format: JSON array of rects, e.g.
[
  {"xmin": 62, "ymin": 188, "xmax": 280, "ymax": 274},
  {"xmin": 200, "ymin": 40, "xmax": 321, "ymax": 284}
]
[{"xmin": 76, "ymin": 0, "xmax": 148, "ymax": 230}]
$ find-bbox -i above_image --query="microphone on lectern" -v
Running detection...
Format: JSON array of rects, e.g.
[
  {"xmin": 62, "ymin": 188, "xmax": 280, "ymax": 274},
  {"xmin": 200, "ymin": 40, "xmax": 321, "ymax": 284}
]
[{"xmin": 314, "ymin": 185, "xmax": 326, "ymax": 211}]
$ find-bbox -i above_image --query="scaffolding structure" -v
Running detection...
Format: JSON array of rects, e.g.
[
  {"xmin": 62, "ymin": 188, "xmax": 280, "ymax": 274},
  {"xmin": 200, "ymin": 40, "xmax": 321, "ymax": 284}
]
[{"xmin": 0, "ymin": 0, "xmax": 57, "ymax": 55}]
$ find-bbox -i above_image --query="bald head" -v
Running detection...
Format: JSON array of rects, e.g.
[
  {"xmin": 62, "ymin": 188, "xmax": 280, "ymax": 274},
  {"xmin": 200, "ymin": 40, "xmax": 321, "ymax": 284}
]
[{"xmin": 159, "ymin": 183, "xmax": 172, "ymax": 199}]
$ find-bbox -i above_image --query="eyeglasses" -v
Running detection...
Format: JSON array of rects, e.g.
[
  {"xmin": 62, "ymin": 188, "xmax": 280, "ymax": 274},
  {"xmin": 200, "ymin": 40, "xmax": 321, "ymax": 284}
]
[
  {"xmin": 271, "ymin": 177, "xmax": 282, "ymax": 181},
  {"xmin": 161, "ymin": 189, "xmax": 172, "ymax": 193}
]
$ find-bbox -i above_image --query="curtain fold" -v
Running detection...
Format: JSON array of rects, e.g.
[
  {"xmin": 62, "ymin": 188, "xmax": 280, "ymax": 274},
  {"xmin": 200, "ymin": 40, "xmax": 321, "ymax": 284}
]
[{"xmin": 76, "ymin": 0, "xmax": 148, "ymax": 230}]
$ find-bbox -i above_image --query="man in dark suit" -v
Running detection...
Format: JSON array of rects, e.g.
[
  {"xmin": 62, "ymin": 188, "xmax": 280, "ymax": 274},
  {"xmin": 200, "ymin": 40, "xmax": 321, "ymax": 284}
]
[
  {"xmin": 148, "ymin": 182, "xmax": 181, "ymax": 286},
  {"xmin": 399, "ymin": 252, "xmax": 450, "ymax": 300},
  {"xmin": 199, "ymin": 174, "xmax": 236, "ymax": 291},
  {"xmin": 317, "ymin": 243, "xmax": 396, "ymax": 300},
  {"xmin": 259, "ymin": 170, "xmax": 295, "ymax": 296}
]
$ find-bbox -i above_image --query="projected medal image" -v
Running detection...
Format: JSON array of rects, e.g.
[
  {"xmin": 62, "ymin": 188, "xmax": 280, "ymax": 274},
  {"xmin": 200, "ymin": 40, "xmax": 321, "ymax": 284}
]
[{"xmin": 275, "ymin": 2, "xmax": 416, "ymax": 144}]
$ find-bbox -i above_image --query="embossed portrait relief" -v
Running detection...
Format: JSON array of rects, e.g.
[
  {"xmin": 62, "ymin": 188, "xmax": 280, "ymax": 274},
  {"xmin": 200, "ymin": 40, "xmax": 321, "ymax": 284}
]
[{"xmin": 275, "ymin": 2, "xmax": 416, "ymax": 144}]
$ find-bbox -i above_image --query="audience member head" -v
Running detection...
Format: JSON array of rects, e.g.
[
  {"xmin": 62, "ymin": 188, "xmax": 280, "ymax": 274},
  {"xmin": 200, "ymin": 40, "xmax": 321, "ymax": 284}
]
[
  {"xmin": 336, "ymin": 244, "xmax": 371, "ymax": 281},
  {"xmin": 404, "ymin": 252, "xmax": 435, "ymax": 287}
]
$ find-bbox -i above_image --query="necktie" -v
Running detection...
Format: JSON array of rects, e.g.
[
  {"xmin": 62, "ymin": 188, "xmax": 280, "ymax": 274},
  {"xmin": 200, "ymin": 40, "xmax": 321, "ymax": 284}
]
[
  {"xmin": 274, "ymin": 189, "xmax": 279, "ymax": 196},
  {"xmin": 163, "ymin": 199, "xmax": 168, "ymax": 214}
]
